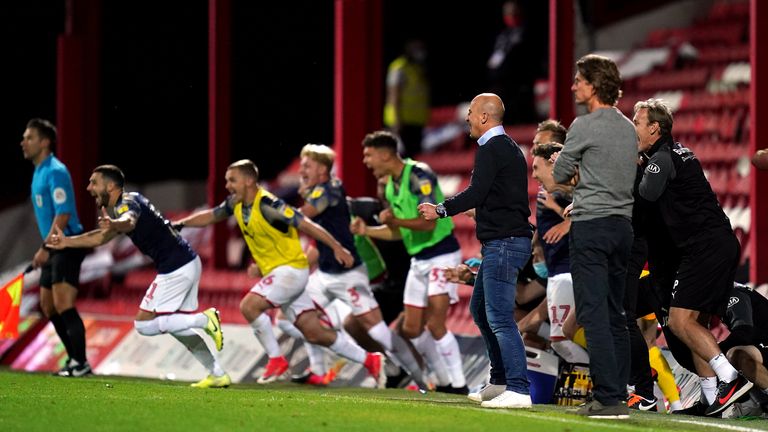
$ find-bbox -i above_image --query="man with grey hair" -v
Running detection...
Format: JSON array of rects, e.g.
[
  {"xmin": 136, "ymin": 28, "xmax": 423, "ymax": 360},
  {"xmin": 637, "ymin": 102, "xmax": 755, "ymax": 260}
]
[
  {"xmin": 634, "ymin": 98, "xmax": 751, "ymax": 416},
  {"xmin": 553, "ymin": 54, "xmax": 637, "ymax": 419}
]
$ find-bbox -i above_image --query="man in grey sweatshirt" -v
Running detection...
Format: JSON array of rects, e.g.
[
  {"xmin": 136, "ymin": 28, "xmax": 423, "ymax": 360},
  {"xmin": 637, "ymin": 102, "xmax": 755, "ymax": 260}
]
[{"xmin": 552, "ymin": 54, "xmax": 637, "ymax": 419}]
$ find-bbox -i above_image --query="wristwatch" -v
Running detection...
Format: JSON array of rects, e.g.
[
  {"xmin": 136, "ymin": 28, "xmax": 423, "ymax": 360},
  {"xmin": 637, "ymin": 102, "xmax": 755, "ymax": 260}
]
[{"xmin": 435, "ymin": 203, "xmax": 447, "ymax": 218}]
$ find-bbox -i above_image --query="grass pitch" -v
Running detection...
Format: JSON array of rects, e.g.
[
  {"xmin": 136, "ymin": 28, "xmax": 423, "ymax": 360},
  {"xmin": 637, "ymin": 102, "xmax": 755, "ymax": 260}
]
[{"xmin": 1, "ymin": 369, "xmax": 767, "ymax": 432}]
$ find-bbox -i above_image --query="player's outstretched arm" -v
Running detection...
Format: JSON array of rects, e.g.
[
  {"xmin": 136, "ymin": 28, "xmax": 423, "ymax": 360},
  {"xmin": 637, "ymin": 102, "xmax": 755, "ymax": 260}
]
[
  {"xmin": 350, "ymin": 216, "xmax": 401, "ymax": 241},
  {"xmin": 173, "ymin": 207, "xmax": 228, "ymax": 230},
  {"xmin": 46, "ymin": 224, "xmax": 118, "ymax": 249}
]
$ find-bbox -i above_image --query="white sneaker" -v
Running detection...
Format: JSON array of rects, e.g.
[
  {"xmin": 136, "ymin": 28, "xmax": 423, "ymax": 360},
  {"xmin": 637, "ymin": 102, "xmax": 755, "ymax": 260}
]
[
  {"xmin": 468, "ymin": 384, "xmax": 507, "ymax": 402},
  {"xmin": 480, "ymin": 390, "xmax": 532, "ymax": 409}
]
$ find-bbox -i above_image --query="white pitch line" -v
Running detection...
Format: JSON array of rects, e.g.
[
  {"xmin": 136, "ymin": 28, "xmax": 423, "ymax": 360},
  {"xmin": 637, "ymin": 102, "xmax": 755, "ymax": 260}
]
[
  {"xmin": 457, "ymin": 405, "xmax": 768, "ymax": 432},
  {"xmin": 330, "ymin": 394, "xmax": 768, "ymax": 432},
  {"xmin": 667, "ymin": 418, "xmax": 767, "ymax": 432},
  {"xmin": 454, "ymin": 406, "xmax": 643, "ymax": 431}
]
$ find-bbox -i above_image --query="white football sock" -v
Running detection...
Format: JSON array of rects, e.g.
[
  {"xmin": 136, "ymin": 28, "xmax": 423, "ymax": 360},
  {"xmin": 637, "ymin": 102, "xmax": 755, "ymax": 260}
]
[
  {"xmin": 328, "ymin": 331, "xmax": 366, "ymax": 364},
  {"xmin": 172, "ymin": 329, "xmax": 225, "ymax": 376},
  {"xmin": 249, "ymin": 314, "xmax": 281, "ymax": 358},
  {"xmin": 435, "ymin": 332, "xmax": 466, "ymax": 388},
  {"xmin": 412, "ymin": 331, "xmax": 451, "ymax": 386},
  {"xmin": 277, "ymin": 319, "xmax": 304, "ymax": 340},
  {"xmin": 367, "ymin": 321, "xmax": 393, "ymax": 351},
  {"xmin": 709, "ymin": 353, "xmax": 739, "ymax": 383},
  {"xmin": 700, "ymin": 376, "xmax": 718, "ymax": 405}
]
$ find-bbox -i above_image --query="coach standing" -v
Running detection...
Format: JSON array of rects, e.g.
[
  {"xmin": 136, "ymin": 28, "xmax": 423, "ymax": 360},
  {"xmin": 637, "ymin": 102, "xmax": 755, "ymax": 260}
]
[
  {"xmin": 419, "ymin": 93, "xmax": 532, "ymax": 409},
  {"xmin": 552, "ymin": 54, "xmax": 637, "ymax": 419}
]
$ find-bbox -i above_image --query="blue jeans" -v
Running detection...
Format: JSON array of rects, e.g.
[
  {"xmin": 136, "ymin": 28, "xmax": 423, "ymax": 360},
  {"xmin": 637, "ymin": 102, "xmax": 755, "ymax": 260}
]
[
  {"xmin": 471, "ymin": 236, "xmax": 531, "ymax": 393},
  {"xmin": 569, "ymin": 216, "xmax": 633, "ymax": 405}
]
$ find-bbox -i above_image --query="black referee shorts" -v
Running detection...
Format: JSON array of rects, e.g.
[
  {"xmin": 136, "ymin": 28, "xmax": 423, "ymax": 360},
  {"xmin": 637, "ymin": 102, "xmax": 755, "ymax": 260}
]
[{"xmin": 40, "ymin": 248, "xmax": 87, "ymax": 289}]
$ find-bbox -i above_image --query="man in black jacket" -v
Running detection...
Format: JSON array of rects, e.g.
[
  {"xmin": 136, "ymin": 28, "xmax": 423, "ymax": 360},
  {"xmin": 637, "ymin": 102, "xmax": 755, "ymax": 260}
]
[
  {"xmin": 635, "ymin": 98, "xmax": 751, "ymax": 416},
  {"xmin": 419, "ymin": 93, "xmax": 533, "ymax": 409}
]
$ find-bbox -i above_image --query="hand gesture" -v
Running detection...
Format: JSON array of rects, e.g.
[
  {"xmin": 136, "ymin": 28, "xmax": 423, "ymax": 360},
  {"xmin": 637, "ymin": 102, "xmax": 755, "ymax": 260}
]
[
  {"xmin": 542, "ymin": 219, "xmax": 571, "ymax": 244},
  {"xmin": 350, "ymin": 216, "xmax": 367, "ymax": 235},
  {"xmin": 334, "ymin": 246, "xmax": 355, "ymax": 268},
  {"xmin": 417, "ymin": 203, "xmax": 438, "ymax": 221},
  {"xmin": 46, "ymin": 225, "xmax": 68, "ymax": 250},
  {"xmin": 98, "ymin": 207, "xmax": 114, "ymax": 231},
  {"xmin": 378, "ymin": 208, "xmax": 394, "ymax": 225},
  {"xmin": 537, "ymin": 189, "xmax": 561, "ymax": 215},
  {"xmin": 444, "ymin": 264, "xmax": 474, "ymax": 284},
  {"xmin": 32, "ymin": 247, "xmax": 50, "ymax": 269}
]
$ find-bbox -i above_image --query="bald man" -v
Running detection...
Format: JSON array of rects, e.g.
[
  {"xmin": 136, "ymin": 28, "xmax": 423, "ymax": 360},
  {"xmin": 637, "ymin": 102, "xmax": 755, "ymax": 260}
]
[{"xmin": 420, "ymin": 93, "xmax": 533, "ymax": 409}]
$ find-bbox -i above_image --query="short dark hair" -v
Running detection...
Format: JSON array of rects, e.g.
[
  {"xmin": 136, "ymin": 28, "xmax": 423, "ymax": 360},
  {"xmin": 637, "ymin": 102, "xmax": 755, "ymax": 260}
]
[
  {"xmin": 634, "ymin": 98, "xmax": 674, "ymax": 136},
  {"xmin": 531, "ymin": 142, "xmax": 564, "ymax": 160},
  {"xmin": 576, "ymin": 54, "xmax": 623, "ymax": 106},
  {"xmin": 228, "ymin": 159, "xmax": 259, "ymax": 181},
  {"xmin": 362, "ymin": 130, "xmax": 398, "ymax": 153},
  {"xmin": 93, "ymin": 164, "xmax": 125, "ymax": 188},
  {"xmin": 26, "ymin": 118, "xmax": 57, "ymax": 152},
  {"xmin": 536, "ymin": 119, "xmax": 567, "ymax": 144}
]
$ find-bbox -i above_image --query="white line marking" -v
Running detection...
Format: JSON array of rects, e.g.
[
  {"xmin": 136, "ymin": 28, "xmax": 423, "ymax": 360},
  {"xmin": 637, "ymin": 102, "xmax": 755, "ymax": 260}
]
[{"xmin": 668, "ymin": 418, "xmax": 767, "ymax": 432}]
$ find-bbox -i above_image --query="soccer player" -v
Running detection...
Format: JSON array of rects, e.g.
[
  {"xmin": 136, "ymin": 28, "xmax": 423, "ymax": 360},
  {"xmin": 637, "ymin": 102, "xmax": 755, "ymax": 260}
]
[
  {"xmin": 353, "ymin": 130, "xmax": 467, "ymax": 394},
  {"xmin": 292, "ymin": 144, "xmax": 426, "ymax": 386},
  {"xmin": 173, "ymin": 160, "xmax": 384, "ymax": 385},
  {"xmin": 47, "ymin": 165, "xmax": 229, "ymax": 388},
  {"xmin": 531, "ymin": 142, "xmax": 588, "ymax": 366},
  {"xmin": 21, "ymin": 118, "xmax": 90, "ymax": 377}
]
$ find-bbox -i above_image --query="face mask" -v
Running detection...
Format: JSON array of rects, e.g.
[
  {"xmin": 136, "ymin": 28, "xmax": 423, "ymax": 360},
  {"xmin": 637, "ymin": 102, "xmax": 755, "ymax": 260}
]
[
  {"xmin": 533, "ymin": 261, "xmax": 548, "ymax": 279},
  {"xmin": 503, "ymin": 15, "xmax": 519, "ymax": 28}
]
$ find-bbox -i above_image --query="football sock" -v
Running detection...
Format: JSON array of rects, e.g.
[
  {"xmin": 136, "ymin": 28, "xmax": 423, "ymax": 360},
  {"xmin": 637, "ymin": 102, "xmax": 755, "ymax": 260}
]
[
  {"xmin": 700, "ymin": 376, "xmax": 718, "ymax": 405},
  {"xmin": 49, "ymin": 313, "xmax": 75, "ymax": 362},
  {"xmin": 60, "ymin": 308, "xmax": 87, "ymax": 364},
  {"xmin": 412, "ymin": 331, "xmax": 451, "ymax": 386},
  {"xmin": 172, "ymin": 329, "xmax": 225, "ymax": 376},
  {"xmin": 435, "ymin": 332, "xmax": 466, "ymax": 388},
  {"xmin": 649, "ymin": 346, "xmax": 680, "ymax": 405},
  {"xmin": 709, "ymin": 353, "xmax": 739, "ymax": 383},
  {"xmin": 250, "ymin": 314, "xmax": 281, "ymax": 358},
  {"xmin": 328, "ymin": 331, "xmax": 366, "ymax": 364}
]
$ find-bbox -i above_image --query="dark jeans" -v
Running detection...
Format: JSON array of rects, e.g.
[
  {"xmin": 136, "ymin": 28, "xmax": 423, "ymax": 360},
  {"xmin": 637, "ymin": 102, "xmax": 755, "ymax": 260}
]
[
  {"xmin": 570, "ymin": 216, "xmax": 633, "ymax": 405},
  {"xmin": 471, "ymin": 236, "xmax": 531, "ymax": 393}
]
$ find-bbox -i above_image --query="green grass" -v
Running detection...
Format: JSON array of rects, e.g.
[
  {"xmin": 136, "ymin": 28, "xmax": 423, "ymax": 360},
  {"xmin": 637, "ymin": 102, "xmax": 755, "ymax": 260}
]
[{"xmin": 1, "ymin": 369, "xmax": 766, "ymax": 432}]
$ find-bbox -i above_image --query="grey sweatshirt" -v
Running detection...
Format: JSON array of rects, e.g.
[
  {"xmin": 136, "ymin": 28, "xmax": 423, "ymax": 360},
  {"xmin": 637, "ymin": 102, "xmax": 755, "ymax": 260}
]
[{"xmin": 552, "ymin": 107, "xmax": 637, "ymax": 222}]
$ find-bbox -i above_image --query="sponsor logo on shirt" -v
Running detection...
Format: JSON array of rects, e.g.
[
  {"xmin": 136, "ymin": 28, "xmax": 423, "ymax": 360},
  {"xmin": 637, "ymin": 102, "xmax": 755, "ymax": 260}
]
[
  {"xmin": 53, "ymin": 187, "xmax": 67, "ymax": 204},
  {"xmin": 728, "ymin": 296, "xmax": 739, "ymax": 308},
  {"xmin": 117, "ymin": 204, "xmax": 129, "ymax": 215},
  {"xmin": 310, "ymin": 187, "xmax": 324, "ymax": 199},
  {"xmin": 646, "ymin": 163, "xmax": 661, "ymax": 174}
]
